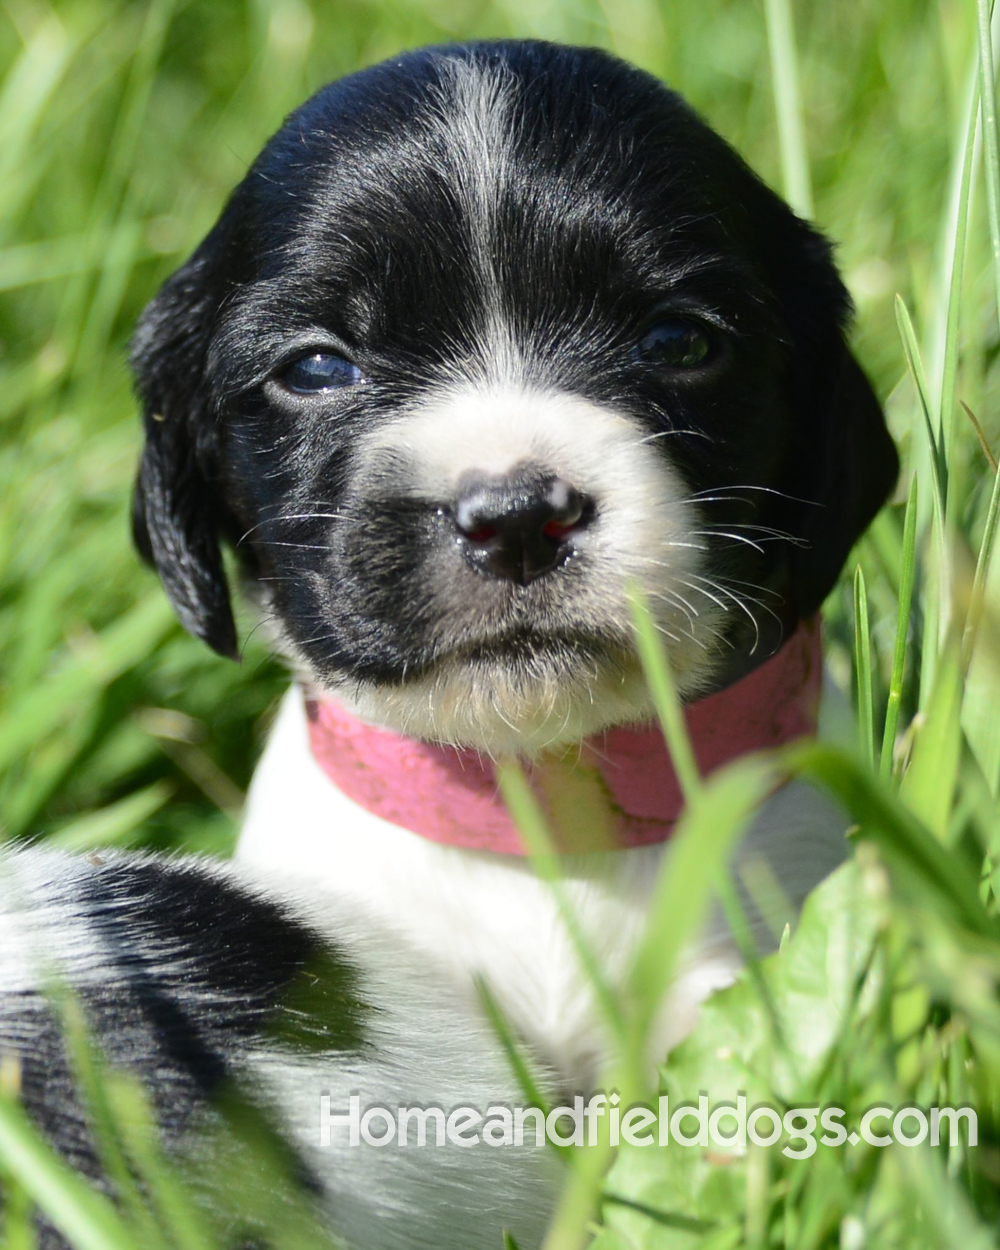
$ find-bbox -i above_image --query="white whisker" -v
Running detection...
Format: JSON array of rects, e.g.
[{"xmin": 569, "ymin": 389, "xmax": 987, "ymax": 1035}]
[
  {"xmin": 634, "ymin": 428, "xmax": 714, "ymax": 446},
  {"xmin": 238, "ymin": 512, "xmax": 350, "ymax": 546},
  {"xmin": 692, "ymin": 529, "xmax": 766, "ymax": 554}
]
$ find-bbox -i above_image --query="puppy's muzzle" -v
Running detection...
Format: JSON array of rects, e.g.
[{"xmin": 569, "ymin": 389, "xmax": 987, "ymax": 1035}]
[{"xmin": 452, "ymin": 466, "xmax": 593, "ymax": 585}]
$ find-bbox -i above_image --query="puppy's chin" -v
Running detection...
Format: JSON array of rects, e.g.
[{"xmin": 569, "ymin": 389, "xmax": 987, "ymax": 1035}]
[
  {"xmin": 296, "ymin": 628, "xmax": 722, "ymax": 757},
  {"xmin": 326, "ymin": 655, "xmax": 653, "ymax": 757}
]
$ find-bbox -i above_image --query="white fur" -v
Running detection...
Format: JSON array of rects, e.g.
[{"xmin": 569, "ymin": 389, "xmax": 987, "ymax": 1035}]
[
  {"xmin": 429, "ymin": 58, "xmax": 522, "ymax": 382},
  {"xmin": 238, "ymin": 686, "xmax": 849, "ymax": 1090}
]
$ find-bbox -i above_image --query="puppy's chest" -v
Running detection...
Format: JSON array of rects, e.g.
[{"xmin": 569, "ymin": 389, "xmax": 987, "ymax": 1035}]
[
  {"xmin": 238, "ymin": 689, "xmax": 851, "ymax": 1087},
  {"xmin": 237, "ymin": 690, "xmax": 726, "ymax": 1085}
]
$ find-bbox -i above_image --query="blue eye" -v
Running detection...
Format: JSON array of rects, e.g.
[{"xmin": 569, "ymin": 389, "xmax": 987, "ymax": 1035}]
[
  {"xmin": 282, "ymin": 352, "xmax": 363, "ymax": 393},
  {"xmin": 635, "ymin": 319, "xmax": 712, "ymax": 369}
]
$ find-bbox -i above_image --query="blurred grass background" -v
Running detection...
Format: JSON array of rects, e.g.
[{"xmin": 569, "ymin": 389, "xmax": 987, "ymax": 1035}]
[
  {"xmin": 4, "ymin": 1, "xmax": 1000, "ymax": 1247},
  {"xmin": 0, "ymin": 0, "xmax": 982, "ymax": 858}
]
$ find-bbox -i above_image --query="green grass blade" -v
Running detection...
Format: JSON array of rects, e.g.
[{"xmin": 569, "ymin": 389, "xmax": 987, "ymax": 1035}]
[
  {"xmin": 64, "ymin": 0, "xmax": 177, "ymax": 369},
  {"xmin": 897, "ymin": 1142, "xmax": 997, "ymax": 1250},
  {"xmin": 0, "ymin": 1169, "xmax": 36, "ymax": 1250},
  {"xmin": 0, "ymin": 1058, "xmax": 36, "ymax": 1249},
  {"xmin": 966, "ymin": 454, "xmax": 1000, "ymax": 656},
  {"xmin": 46, "ymin": 782, "xmax": 173, "ymax": 852},
  {"xmin": 475, "ymin": 977, "xmax": 561, "ymax": 1142},
  {"xmin": 763, "ymin": 0, "xmax": 813, "ymax": 218},
  {"xmin": 622, "ymin": 583, "xmax": 782, "ymax": 1053},
  {"xmin": 56, "ymin": 994, "xmax": 174, "ymax": 1250},
  {"xmin": 881, "ymin": 475, "xmax": 918, "ymax": 778},
  {"xmin": 540, "ymin": 593, "xmax": 776, "ymax": 1250},
  {"xmin": 900, "ymin": 640, "xmax": 962, "ymax": 841},
  {"xmin": 104, "ymin": 1075, "xmax": 217, "ymax": 1250},
  {"xmin": 0, "ymin": 229, "xmax": 153, "ymax": 292},
  {"xmin": 627, "ymin": 756, "xmax": 777, "ymax": 1044},
  {"xmin": 923, "ymin": 30, "xmax": 980, "ymax": 481},
  {"xmin": 0, "ymin": 14, "xmax": 76, "ymax": 232},
  {"xmin": 978, "ymin": 0, "xmax": 1000, "ymax": 317},
  {"xmin": 0, "ymin": 1085, "xmax": 135, "ymax": 1250},
  {"xmin": 601, "ymin": 1193, "xmax": 718, "ymax": 1234},
  {"xmin": 789, "ymin": 741, "xmax": 992, "ymax": 936},
  {"xmin": 962, "ymin": 454, "xmax": 1000, "ymax": 794},
  {"xmin": 896, "ymin": 293, "xmax": 950, "ymax": 705},
  {"xmin": 853, "ymin": 564, "xmax": 875, "ymax": 769},
  {"xmin": 495, "ymin": 762, "xmax": 624, "ymax": 1046},
  {"xmin": 939, "ymin": 74, "xmax": 980, "ymax": 477},
  {"xmin": 0, "ymin": 594, "xmax": 176, "ymax": 784},
  {"xmin": 957, "ymin": 24, "xmax": 1000, "ymax": 791},
  {"xmin": 625, "ymin": 582, "xmax": 701, "ymax": 803},
  {"xmin": 896, "ymin": 295, "xmax": 947, "ymax": 520}
]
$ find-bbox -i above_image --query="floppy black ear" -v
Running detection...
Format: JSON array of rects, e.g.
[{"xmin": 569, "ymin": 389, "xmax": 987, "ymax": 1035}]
[
  {"xmin": 131, "ymin": 247, "xmax": 238, "ymax": 659},
  {"xmin": 756, "ymin": 210, "xmax": 899, "ymax": 619},
  {"xmin": 783, "ymin": 336, "xmax": 897, "ymax": 616}
]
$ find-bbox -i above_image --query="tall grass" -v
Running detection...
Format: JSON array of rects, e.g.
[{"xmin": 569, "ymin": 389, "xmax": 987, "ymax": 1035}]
[{"xmin": 1, "ymin": 0, "xmax": 1000, "ymax": 1247}]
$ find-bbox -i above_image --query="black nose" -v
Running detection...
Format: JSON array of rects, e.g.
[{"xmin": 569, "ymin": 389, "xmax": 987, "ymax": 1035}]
[{"xmin": 453, "ymin": 470, "xmax": 592, "ymax": 585}]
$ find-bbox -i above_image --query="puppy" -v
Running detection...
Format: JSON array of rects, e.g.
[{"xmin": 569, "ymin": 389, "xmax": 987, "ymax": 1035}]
[
  {"xmin": 0, "ymin": 38, "xmax": 897, "ymax": 1249},
  {"xmin": 129, "ymin": 39, "xmax": 897, "ymax": 1086}
]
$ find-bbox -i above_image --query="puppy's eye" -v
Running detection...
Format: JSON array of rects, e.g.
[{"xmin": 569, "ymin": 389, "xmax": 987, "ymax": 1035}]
[
  {"xmin": 282, "ymin": 353, "xmax": 363, "ymax": 393},
  {"xmin": 635, "ymin": 319, "xmax": 712, "ymax": 369}
]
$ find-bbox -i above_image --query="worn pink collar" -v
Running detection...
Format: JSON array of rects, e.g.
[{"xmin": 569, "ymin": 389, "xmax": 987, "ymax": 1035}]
[{"xmin": 305, "ymin": 617, "xmax": 822, "ymax": 855}]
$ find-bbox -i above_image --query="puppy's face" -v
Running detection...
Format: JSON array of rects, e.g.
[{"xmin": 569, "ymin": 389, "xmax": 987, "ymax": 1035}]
[{"xmin": 132, "ymin": 42, "xmax": 897, "ymax": 754}]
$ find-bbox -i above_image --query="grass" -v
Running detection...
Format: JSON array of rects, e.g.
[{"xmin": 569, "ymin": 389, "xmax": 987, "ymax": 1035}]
[{"xmin": 1, "ymin": 0, "xmax": 1000, "ymax": 1246}]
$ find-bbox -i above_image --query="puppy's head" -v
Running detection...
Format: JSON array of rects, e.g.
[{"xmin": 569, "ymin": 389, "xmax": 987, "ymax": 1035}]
[{"xmin": 131, "ymin": 41, "xmax": 897, "ymax": 754}]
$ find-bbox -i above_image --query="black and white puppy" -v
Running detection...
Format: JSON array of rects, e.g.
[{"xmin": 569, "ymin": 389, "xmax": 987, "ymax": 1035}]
[
  {"xmin": 1, "ymin": 38, "xmax": 897, "ymax": 1248},
  {"xmin": 130, "ymin": 40, "xmax": 896, "ymax": 1078},
  {"xmin": 123, "ymin": 40, "xmax": 893, "ymax": 1082}
]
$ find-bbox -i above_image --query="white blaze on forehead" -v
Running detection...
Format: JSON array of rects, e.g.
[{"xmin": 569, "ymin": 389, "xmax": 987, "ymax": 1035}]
[
  {"xmin": 433, "ymin": 55, "xmax": 517, "ymax": 232},
  {"xmin": 370, "ymin": 382, "xmax": 681, "ymax": 511},
  {"xmin": 428, "ymin": 56, "xmax": 523, "ymax": 385}
]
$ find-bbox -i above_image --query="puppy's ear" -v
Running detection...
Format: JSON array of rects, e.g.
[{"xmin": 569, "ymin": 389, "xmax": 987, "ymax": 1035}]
[
  {"xmin": 759, "ymin": 210, "xmax": 898, "ymax": 619},
  {"xmin": 131, "ymin": 246, "xmax": 238, "ymax": 659}
]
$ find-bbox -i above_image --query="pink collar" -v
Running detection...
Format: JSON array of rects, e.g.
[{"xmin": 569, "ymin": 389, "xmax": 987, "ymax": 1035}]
[{"xmin": 305, "ymin": 617, "xmax": 822, "ymax": 855}]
